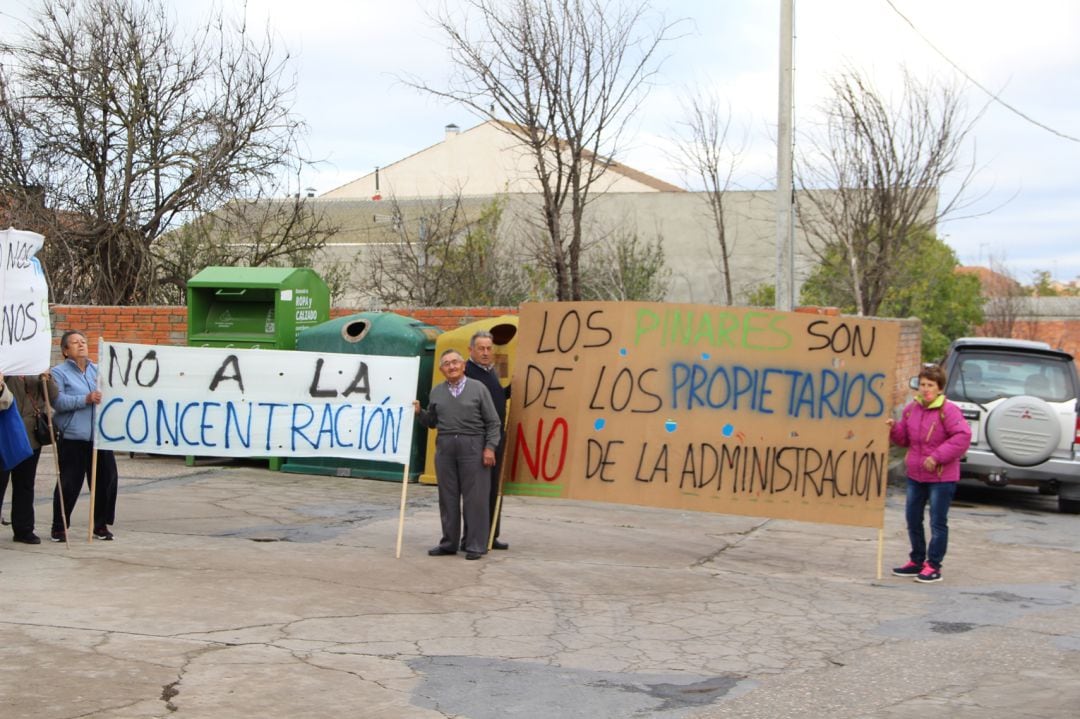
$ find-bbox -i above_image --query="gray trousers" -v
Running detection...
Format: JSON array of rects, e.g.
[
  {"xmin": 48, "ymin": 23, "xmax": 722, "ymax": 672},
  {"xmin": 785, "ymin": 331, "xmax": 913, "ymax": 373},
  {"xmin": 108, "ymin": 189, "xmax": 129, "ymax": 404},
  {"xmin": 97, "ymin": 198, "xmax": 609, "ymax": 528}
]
[{"xmin": 434, "ymin": 434, "xmax": 490, "ymax": 554}]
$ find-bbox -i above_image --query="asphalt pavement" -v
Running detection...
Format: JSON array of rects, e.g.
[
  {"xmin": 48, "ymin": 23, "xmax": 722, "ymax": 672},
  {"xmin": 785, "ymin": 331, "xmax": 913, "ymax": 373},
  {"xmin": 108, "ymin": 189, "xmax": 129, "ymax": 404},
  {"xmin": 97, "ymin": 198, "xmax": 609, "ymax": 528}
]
[{"xmin": 1, "ymin": 451, "xmax": 1077, "ymax": 719}]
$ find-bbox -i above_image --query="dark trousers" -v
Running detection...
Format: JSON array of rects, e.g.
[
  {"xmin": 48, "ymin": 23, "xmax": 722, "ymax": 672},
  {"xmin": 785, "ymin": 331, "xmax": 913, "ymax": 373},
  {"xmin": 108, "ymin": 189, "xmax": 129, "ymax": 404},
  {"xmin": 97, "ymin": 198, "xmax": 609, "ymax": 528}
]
[
  {"xmin": 434, "ymin": 434, "xmax": 490, "ymax": 555},
  {"xmin": 905, "ymin": 478, "xmax": 957, "ymax": 569},
  {"xmin": 464, "ymin": 436, "xmax": 506, "ymax": 546},
  {"xmin": 0, "ymin": 449, "xmax": 42, "ymax": 538},
  {"xmin": 51, "ymin": 439, "xmax": 118, "ymax": 533}
]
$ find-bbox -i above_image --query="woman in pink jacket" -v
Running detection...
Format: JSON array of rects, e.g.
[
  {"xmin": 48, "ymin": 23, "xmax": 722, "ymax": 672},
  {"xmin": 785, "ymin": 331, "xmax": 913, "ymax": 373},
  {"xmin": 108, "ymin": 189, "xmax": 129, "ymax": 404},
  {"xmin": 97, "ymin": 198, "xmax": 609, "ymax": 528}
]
[{"xmin": 887, "ymin": 364, "xmax": 972, "ymax": 583}]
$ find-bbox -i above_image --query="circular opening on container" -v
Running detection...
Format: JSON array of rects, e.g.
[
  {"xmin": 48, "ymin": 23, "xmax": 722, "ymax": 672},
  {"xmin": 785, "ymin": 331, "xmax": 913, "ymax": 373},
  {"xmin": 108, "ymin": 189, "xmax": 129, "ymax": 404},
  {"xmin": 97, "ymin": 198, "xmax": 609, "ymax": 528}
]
[
  {"xmin": 490, "ymin": 323, "xmax": 517, "ymax": 346},
  {"xmin": 343, "ymin": 320, "xmax": 371, "ymax": 343}
]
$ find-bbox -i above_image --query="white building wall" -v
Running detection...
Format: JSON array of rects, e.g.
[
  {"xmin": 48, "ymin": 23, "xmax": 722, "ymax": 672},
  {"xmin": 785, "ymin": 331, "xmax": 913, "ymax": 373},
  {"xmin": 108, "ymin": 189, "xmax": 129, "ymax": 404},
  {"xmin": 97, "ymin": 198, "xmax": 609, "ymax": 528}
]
[
  {"xmin": 498, "ymin": 192, "xmax": 817, "ymax": 304},
  {"xmin": 311, "ymin": 191, "xmax": 825, "ymax": 307}
]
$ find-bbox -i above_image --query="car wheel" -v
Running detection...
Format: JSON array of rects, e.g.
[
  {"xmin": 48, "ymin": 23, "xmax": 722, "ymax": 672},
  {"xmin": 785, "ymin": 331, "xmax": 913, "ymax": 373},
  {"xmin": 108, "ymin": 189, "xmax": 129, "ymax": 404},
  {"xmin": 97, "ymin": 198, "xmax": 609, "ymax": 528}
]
[
  {"xmin": 1058, "ymin": 496, "xmax": 1080, "ymax": 514},
  {"xmin": 984, "ymin": 396, "xmax": 1062, "ymax": 467}
]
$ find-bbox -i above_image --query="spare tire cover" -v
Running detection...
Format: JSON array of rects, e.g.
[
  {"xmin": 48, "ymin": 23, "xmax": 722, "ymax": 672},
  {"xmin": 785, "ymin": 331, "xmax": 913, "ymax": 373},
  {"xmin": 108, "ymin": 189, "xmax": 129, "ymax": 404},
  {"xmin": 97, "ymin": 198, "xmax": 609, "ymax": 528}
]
[{"xmin": 984, "ymin": 396, "xmax": 1062, "ymax": 466}]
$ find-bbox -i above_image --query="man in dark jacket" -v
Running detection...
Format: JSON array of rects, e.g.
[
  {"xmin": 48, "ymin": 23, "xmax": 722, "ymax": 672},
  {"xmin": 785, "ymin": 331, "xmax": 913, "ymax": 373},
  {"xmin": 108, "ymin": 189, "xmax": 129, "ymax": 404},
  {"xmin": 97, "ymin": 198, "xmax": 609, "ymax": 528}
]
[{"xmin": 464, "ymin": 330, "xmax": 510, "ymax": 550}]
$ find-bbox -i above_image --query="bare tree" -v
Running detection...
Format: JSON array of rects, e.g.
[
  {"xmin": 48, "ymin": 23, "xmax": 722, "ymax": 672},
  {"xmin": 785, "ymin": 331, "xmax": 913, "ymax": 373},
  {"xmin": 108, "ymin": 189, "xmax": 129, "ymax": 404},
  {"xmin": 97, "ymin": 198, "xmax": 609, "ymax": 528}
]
[
  {"xmin": 669, "ymin": 88, "xmax": 743, "ymax": 305},
  {"xmin": 0, "ymin": 0, "xmax": 328, "ymax": 304},
  {"xmin": 580, "ymin": 227, "xmax": 669, "ymax": 301},
  {"xmin": 365, "ymin": 194, "xmax": 533, "ymax": 307},
  {"xmin": 979, "ymin": 256, "xmax": 1027, "ymax": 338},
  {"xmin": 153, "ymin": 193, "xmax": 347, "ymax": 304},
  {"xmin": 796, "ymin": 67, "xmax": 980, "ymax": 316},
  {"xmin": 407, "ymin": 0, "xmax": 678, "ymax": 300}
]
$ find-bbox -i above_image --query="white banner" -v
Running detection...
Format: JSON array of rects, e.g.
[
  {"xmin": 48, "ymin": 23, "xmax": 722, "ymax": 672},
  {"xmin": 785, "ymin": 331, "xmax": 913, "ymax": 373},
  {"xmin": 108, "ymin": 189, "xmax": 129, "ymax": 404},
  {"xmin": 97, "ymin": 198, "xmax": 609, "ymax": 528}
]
[
  {"xmin": 96, "ymin": 342, "xmax": 420, "ymax": 462},
  {"xmin": 0, "ymin": 228, "xmax": 52, "ymax": 374}
]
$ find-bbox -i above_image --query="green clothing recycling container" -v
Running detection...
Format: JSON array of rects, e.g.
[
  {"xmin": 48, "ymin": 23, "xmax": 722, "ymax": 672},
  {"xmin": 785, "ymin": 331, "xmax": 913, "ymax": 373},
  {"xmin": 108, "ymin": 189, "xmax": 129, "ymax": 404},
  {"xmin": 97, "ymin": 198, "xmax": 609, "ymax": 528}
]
[
  {"xmin": 187, "ymin": 266, "xmax": 330, "ymax": 350},
  {"xmin": 280, "ymin": 312, "xmax": 441, "ymax": 482},
  {"xmin": 186, "ymin": 266, "xmax": 330, "ymax": 469}
]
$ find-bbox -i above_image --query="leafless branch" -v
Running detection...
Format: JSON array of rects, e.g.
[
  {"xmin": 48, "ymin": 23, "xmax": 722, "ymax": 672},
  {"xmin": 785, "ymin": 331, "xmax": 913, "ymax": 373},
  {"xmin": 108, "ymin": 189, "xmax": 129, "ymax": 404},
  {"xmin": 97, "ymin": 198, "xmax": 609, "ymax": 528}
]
[
  {"xmin": 403, "ymin": 0, "xmax": 680, "ymax": 299},
  {"xmin": 668, "ymin": 87, "xmax": 745, "ymax": 304},
  {"xmin": 0, "ymin": 0, "xmax": 320, "ymax": 304},
  {"xmin": 796, "ymin": 66, "xmax": 981, "ymax": 315}
]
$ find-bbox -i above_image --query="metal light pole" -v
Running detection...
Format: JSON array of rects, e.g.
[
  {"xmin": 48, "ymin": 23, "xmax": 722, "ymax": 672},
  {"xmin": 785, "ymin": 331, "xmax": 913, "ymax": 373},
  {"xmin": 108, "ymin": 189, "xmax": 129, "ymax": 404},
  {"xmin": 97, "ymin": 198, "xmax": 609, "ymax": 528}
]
[{"xmin": 775, "ymin": 0, "xmax": 795, "ymax": 311}]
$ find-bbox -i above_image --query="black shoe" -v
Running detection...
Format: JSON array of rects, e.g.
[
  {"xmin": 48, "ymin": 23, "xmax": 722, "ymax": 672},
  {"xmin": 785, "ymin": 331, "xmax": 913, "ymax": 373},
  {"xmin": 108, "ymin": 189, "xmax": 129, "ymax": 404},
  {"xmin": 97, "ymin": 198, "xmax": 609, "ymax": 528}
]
[
  {"xmin": 491, "ymin": 539, "xmax": 509, "ymax": 550},
  {"xmin": 93, "ymin": 527, "xmax": 114, "ymax": 541},
  {"xmin": 892, "ymin": 561, "xmax": 922, "ymax": 577},
  {"xmin": 460, "ymin": 539, "xmax": 467, "ymax": 551},
  {"xmin": 465, "ymin": 552, "xmax": 482, "ymax": 560},
  {"xmin": 428, "ymin": 546, "xmax": 456, "ymax": 556},
  {"xmin": 50, "ymin": 529, "xmax": 66, "ymax": 542},
  {"xmin": 13, "ymin": 533, "xmax": 41, "ymax": 545}
]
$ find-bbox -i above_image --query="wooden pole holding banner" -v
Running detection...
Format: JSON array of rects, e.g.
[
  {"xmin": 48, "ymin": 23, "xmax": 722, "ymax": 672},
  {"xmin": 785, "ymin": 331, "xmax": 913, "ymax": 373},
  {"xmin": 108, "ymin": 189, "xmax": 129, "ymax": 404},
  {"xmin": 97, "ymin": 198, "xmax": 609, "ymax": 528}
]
[
  {"xmin": 487, "ymin": 449, "xmax": 509, "ymax": 552},
  {"xmin": 42, "ymin": 376, "xmax": 70, "ymax": 550},
  {"xmin": 486, "ymin": 405, "xmax": 512, "ymax": 552},
  {"xmin": 396, "ymin": 403, "xmax": 426, "ymax": 559},
  {"xmin": 487, "ymin": 496, "xmax": 503, "ymax": 552},
  {"xmin": 395, "ymin": 461, "xmax": 412, "ymax": 559},
  {"xmin": 87, "ymin": 446, "xmax": 99, "ymax": 542},
  {"xmin": 87, "ymin": 338, "xmax": 103, "ymax": 542},
  {"xmin": 876, "ymin": 528, "xmax": 885, "ymax": 580}
]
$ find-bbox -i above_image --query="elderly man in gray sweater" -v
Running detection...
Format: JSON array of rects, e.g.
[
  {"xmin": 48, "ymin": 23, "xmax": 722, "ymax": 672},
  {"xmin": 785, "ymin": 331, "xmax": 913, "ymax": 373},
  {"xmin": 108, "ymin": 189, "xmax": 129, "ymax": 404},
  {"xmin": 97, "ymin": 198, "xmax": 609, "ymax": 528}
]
[{"xmin": 414, "ymin": 349, "xmax": 502, "ymax": 560}]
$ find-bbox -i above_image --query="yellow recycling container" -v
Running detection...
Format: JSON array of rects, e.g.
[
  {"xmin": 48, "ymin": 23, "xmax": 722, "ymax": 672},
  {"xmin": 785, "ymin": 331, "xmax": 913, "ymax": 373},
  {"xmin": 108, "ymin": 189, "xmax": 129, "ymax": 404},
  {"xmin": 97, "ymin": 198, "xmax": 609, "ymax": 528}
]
[{"xmin": 419, "ymin": 315, "xmax": 518, "ymax": 485}]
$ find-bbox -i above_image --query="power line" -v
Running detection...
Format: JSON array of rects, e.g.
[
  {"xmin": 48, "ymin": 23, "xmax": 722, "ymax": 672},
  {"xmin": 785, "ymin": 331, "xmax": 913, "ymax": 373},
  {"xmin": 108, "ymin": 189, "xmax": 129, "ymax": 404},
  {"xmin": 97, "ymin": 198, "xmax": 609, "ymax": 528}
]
[{"xmin": 884, "ymin": 0, "xmax": 1080, "ymax": 143}]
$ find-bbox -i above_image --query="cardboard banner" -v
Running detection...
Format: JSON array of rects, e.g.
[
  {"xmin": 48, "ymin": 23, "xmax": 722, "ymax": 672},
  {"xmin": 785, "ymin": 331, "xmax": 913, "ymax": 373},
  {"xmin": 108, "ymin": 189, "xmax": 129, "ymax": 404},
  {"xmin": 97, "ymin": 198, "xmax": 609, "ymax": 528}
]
[
  {"xmin": 0, "ymin": 228, "xmax": 52, "ymax": 374},
  {"xmin": 504, "ymin": 302, "xmax": 899, "ymax": 528},
  {"xmin": 96, "ymin": 342, "xmax": 419, "ymax": 462}
]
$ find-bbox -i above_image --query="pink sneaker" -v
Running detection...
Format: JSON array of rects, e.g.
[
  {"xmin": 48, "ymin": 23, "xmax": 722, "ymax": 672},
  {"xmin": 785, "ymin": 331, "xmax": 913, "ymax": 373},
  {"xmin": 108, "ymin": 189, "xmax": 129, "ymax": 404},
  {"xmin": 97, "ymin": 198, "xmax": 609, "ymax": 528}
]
[{"xmin": 915, "ymin": 562, "xmax": 942, "ymax": 583}]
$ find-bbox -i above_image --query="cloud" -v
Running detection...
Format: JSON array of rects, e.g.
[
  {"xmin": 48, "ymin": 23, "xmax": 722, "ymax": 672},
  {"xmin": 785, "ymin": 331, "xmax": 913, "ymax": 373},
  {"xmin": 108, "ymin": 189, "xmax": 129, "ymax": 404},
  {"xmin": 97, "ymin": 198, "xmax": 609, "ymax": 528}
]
[{"xmin": 3, "ymin": 0, "xmax": 1076, "ymax": 280}]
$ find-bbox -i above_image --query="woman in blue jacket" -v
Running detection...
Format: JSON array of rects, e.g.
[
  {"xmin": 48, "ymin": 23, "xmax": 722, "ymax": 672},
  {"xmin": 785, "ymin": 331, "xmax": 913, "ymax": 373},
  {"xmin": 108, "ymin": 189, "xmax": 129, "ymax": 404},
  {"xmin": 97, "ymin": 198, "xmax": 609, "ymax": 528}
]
[{"xmin": 49, "ymin": 331, "xmax": 118, "ymax": 541}]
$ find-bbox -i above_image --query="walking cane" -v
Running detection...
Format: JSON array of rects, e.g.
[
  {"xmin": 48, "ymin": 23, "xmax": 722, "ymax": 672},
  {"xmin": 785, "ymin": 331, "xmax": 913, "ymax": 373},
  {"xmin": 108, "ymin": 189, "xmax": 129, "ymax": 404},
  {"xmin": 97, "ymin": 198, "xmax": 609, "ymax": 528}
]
[{"xmin": 42, "ymin": 376, "xmax": 70, "ymax": 549}]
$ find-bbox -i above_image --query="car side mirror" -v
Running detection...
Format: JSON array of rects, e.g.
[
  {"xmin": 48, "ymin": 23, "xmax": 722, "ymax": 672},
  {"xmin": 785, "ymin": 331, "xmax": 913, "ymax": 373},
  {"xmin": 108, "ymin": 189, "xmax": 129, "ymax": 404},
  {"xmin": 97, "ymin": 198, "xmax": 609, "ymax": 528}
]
[{"xmin": 908, "ymin": 376, "xmax": 919, "ymax": 390}]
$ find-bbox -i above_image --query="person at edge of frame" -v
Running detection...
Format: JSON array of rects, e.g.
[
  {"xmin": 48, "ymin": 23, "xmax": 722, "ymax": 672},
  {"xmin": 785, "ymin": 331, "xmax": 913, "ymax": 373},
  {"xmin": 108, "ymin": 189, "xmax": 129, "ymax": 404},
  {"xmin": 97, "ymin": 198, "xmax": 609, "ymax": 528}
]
[{"xmin": 0, "ymin": 372, "xmax": 59, "ymax": 544}]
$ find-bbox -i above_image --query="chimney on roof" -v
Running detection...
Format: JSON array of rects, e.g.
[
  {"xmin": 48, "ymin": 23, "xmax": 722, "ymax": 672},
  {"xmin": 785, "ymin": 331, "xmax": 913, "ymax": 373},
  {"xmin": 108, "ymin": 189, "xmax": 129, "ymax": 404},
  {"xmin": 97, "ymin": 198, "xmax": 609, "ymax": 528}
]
[{"xmin": 445, "ymin": 123, "xmax": 460, "ymax": 140}]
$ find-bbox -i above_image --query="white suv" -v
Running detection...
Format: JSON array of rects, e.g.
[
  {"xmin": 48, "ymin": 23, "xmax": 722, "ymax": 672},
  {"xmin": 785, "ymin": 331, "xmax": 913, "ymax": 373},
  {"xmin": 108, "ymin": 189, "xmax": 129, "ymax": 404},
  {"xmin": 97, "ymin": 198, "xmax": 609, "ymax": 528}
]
[{"xmin": 939, "ymin": 338, "xmax": 1080, "ymax": 513}]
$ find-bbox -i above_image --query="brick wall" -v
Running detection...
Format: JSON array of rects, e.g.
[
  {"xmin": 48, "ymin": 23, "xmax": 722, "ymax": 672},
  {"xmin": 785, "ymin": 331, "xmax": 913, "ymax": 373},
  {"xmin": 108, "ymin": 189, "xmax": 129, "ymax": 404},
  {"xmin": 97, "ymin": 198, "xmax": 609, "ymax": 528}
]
[
  {"xmin": 48, "ymin": 303, "xmax": 923, "ymax": 414},
  {"xmin": 46, "ymin": 305, "xmax": 519, "ymax": 363},
  {"xmin": 48, "ymin": 305, "xmax": 188, "ymax": 364},
  {"xmin": 892, "ymin": 318, "xmax": 923, "ymax": 413}
]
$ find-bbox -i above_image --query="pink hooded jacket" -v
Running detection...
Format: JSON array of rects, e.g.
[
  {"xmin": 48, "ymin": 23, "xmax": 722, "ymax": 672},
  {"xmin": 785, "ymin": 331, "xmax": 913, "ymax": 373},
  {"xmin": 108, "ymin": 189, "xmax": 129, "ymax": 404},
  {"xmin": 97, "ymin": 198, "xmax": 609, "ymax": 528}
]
[{"xmin": 889, "ymin": 396, "xmax": 972, "ymax": 483}]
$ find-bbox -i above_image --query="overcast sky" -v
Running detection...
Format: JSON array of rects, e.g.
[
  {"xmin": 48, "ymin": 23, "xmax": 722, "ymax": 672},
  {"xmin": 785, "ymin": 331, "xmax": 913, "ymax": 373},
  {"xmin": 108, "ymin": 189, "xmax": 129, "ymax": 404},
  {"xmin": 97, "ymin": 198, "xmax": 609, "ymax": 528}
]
[{"xmin": 2, "ymin": 0, "xmax": 1078, "ymax": 282}]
